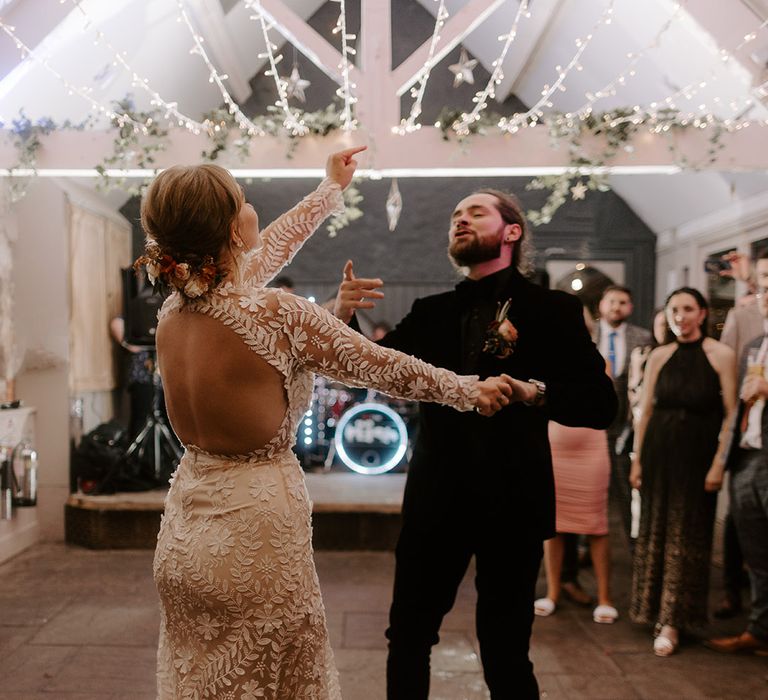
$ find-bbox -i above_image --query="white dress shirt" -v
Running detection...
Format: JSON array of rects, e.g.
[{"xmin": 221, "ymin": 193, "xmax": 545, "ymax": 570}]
[{"xmin": 599, "ymin": 320, "xmax": 627, "ymax": 377}]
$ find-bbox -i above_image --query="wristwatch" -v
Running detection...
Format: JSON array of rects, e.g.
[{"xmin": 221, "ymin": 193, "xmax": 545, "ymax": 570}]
[{"xmin": 524, "ymin": 378, "xmax": 546, "ymax": 407}]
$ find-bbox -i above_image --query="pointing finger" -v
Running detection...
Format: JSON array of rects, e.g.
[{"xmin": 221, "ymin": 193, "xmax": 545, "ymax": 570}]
[
  {"xmin": 343, "ymin": 260, "xmax": 355, "ymax": 281},
  {"xmin": 339, "ymin": 146, "xmax": 367, "ymax": 162}
]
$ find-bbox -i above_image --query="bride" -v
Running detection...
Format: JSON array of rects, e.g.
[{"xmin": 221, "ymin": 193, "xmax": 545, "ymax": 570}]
[{"xmin": 137, "ymin": 146, "xmax": 516, "ymax": 699}]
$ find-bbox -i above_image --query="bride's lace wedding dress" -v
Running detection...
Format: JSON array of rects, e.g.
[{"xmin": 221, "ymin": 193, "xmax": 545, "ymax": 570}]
[{"xmin": 153, "ymin": 179, "xmax": 479, "ymax": 699}]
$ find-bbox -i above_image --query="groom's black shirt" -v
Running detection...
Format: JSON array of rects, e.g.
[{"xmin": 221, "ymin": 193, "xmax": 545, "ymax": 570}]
[{"xmin": 456, "ymin": 265, "xmax": 516, "ymax": 374}]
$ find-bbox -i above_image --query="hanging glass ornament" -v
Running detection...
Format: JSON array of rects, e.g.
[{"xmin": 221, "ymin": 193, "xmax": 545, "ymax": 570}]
[{"xmin": 386, "ymin": 178, "xmax": 403, "ymax": 231}]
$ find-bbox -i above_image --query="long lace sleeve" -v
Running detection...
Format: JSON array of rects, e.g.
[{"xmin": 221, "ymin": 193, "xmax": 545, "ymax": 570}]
[
  {"xmin": 238, "ymin": 288, "xmax": 479, "ymax": 411},
  {"xmin": 240, "ymin": 179, "xmax": 344, "ymax": 288}
]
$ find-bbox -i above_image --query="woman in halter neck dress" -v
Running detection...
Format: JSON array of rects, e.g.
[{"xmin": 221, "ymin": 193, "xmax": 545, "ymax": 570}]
[
  {"xmin": 138, "ymin": 147, "xmax": 522, "ymax": 699},
  {"xmin": 629, "ymin": 287, "xmax": 736, "ymax": 657}
]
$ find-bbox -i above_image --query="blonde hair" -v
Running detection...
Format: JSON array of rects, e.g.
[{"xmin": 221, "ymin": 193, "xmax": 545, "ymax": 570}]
[
  {"xmin": 138, "ymin": 164, "xmax": 244, "ymax": 297},
  {"xmin": 141, "ymin": 164, "xmax": 243, "ymax": 265}
]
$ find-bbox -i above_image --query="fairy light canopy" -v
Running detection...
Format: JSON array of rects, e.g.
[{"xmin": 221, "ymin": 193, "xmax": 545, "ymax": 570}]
[{"xmin": 3, "ymin": 0, "xmax": 768, "ymax": 234}]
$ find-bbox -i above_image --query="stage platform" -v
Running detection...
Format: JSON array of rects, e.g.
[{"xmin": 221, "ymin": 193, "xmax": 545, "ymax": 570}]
[{"xmin": 65, "ymin": 472, "xmax": 406, "ymax": 551}]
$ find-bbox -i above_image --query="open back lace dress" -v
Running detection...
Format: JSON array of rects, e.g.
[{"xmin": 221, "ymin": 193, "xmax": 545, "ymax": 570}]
[{"xmin": 152, "ymin": 179, "xmax": 479, "ymax": 699}]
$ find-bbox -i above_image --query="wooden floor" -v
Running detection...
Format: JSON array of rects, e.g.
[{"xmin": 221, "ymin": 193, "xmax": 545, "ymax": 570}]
[{"xmin": 1, "ymin": 516, "xmax": 766, "ymax": 699}]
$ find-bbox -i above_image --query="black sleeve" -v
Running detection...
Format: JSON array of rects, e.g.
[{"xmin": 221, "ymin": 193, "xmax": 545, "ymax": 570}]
[
  {"xmin": 541, "ymin": 293, "xmax": 618, "ymax": 429},
  {"xmin": 371, "ymin": 298, "xmax": 425, "ymax": 356}
]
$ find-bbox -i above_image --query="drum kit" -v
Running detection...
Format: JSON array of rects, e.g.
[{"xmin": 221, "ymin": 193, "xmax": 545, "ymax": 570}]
[{"xmin": 297, "ymin": 376, "xmax": 419, "ymax": 473}]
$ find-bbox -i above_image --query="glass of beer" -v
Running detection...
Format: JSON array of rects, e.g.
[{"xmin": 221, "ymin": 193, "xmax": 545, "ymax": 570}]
[{"xmin": 747, "ymin": 348, "xmax": 764, "ymax": 378}]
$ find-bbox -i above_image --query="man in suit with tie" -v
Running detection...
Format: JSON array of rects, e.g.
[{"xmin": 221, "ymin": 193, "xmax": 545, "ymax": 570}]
[
  {"xmin": 706, "ymin": 251, "xmax": 768, "ymax": 655},
  {"xmin": 594, "ymin": 285, "xmax": 652, "ymax": 543},
  {"xmin": 333, "ymin": 189, "xmax": 616, "ymax": 698}
]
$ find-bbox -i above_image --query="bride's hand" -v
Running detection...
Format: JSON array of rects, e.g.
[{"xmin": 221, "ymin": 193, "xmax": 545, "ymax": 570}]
[{"xmin": 326, "ymin": 146, "xmax": 367, "ymax": 190}]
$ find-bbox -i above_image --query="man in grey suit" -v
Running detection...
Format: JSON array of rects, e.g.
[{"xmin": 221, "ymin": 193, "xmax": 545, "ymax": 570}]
[{"xmin": 594, "ymin": 285, "xmax": 652, "ymax": 543}]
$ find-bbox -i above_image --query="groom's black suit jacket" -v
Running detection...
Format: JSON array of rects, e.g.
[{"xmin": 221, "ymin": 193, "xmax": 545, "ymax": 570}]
[{"xmin": 377, "ymin": 267, "xmax": 617, "ymax": 540}]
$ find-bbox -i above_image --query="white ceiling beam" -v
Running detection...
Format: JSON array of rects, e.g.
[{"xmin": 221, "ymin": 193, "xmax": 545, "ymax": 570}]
[
  {"xmin": 357, "ymin": 0, "xmax": 398, "ymax": 134},
  {"xmin": 258, "ymin": 0, "xmax": 344, "ymax": 84},
  {"xmin": 184, "ymin": 0, "xmax": 252, "ymax": 102},
  {"xmin": 10, "ymin": 125, "xmax": 768, "ymax": 172},
  {"xmin": 391, "ymin": 0, "xmax": 507, "ymax": 97}
]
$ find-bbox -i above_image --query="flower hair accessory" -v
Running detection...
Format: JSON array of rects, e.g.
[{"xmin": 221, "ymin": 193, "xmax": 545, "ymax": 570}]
[
  {"xmin": 483, "ymin": 299, "xmax": 518, "ymax": 359},
  {"xmin": 134, "ymin": 242, "xmax": 224, "ymax": 299}
]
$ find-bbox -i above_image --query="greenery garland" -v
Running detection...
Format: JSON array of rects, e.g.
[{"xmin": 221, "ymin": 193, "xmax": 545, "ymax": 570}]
[
  {"xmin": 437, "ymin": 106, "xmax": 728, "ymax": 225},
  {"xmin": 1, "ymin": 111, "xmax": 90, "ymax": 202},
  {"xmin": 3, "ymin": 98, "xmax": 730, "ymax": 231},
  {"xmin": 94, "ymin": 97, "xmax": 169, "ymax": 197}
]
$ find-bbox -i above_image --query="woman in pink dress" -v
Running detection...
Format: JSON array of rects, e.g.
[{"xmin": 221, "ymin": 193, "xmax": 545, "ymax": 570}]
[{"xmin": 535, "ymin": 308, "xmax": 616, "ymax": 623}]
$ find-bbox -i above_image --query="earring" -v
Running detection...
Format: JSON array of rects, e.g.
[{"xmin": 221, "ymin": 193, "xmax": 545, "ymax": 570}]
[{"xmin": 233, "ymin": 234, "xmax": 244, "ymax": 248}]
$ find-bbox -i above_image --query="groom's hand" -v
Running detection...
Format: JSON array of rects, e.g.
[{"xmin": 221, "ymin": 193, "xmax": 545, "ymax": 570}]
[{"xmin": 332, "ymin": 260, "xmax": 384, "ymax": 324}]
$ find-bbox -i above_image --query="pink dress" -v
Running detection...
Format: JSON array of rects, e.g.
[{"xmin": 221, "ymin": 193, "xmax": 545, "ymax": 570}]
[{"xmin": 548, "ymin": 423, "xmax": 610, "ymax": 535}]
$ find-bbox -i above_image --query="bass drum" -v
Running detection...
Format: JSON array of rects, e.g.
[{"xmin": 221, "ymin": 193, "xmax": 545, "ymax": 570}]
[{"xmin": 333, "ymin": 402, "xmax": 409, "ymax": 475}]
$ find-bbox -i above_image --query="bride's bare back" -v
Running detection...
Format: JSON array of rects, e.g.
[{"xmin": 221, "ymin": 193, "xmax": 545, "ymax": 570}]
[{"xmin": 157, "ymin": 310, "xmax": 288, "ymax": 455}]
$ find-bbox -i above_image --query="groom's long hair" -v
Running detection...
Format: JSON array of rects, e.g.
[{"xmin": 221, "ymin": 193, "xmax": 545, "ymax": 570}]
[{"xmin": 474, "ymin": 188, "xmax": 534, "ymax": 277}]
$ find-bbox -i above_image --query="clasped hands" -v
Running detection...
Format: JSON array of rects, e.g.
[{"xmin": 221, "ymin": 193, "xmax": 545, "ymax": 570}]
[{"xmin": 475, "ymin": 375, "xmax": 538, "ymax": 417}]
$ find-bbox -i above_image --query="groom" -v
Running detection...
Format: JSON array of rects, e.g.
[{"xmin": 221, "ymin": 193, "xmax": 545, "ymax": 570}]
[{"xmin": 333, "ymin": 189, "xmax": 616, "ymax": 698}]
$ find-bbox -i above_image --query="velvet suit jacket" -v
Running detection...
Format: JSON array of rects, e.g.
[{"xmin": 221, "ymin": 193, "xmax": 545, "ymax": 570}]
[{"xmin": 377, "ymin": 269, "xmax": 617, "ymax": 540}]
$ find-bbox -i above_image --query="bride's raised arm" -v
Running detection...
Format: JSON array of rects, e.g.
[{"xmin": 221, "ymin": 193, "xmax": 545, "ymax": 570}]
[{"xmin": 239, "ymin": 146, "xmax": 365, "ymax": 287}]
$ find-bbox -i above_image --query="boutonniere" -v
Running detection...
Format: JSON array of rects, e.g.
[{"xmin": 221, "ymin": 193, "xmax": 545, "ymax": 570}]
[{"xmin": 483, "ymin": 299, "xmax": 518, "ymax": 359}]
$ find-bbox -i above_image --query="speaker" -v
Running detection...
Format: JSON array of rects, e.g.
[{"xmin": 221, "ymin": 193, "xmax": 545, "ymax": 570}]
[{"xmin": 122, "ymin": 268, "xmax": 165, "ymax": 347}]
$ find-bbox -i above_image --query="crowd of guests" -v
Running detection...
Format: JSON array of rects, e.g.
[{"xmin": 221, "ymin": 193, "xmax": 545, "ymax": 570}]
[{"xmin": 537, "ymin": 259, "xmax": 768, "ymax": 658}]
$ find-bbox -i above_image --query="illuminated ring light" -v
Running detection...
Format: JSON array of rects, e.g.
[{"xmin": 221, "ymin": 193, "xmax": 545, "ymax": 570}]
[{"xmin": 334, "ymin": 402, "xmax": 408, "ymax": 475}]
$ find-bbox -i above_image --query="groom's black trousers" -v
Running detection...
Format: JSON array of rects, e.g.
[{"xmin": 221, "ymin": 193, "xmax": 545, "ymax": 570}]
[{"xmin": 385, "ymin": 490, "xmax": 543, "ymax": 700}]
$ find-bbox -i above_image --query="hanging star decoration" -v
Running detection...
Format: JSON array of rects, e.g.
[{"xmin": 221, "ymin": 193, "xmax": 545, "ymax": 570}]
[
  {"xmin": 285, "ymin": 64, "xmax": 311, "ymax": 103},
  {"xmin": 386, "ymin": 178, "xmax": 403, "ymax": 231},
  {"xmin": 570, "ymin": 180, "xmax": 588, "ymax": 201},
  {"xmin": 449, "ymin": 48, "xmax": 477, "ymax": 88}
]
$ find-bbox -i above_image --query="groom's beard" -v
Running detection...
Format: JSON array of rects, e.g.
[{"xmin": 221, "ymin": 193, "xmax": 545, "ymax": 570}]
[{"xmin": 448, "ymin": 227, "xmax": 504, "ymax": 267}]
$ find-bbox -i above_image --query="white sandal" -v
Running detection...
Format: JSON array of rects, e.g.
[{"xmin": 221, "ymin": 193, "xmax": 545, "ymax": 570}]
[
  {"xmin": 534, "ymin": 597, "xmax": 556, "ymax": 616},
  {"xmin": 592, "ymin": 605, "xmax": 619, "ymax": 624},
  {"xmin": 653, "ymin": 631, "xmax": 678, "ymax": 656}
]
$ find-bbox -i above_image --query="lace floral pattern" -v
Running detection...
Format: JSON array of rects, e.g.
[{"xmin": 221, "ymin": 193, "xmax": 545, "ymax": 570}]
[{"xmin": 154, "ymin": 179, "xmax": 479, "ymax": 698}]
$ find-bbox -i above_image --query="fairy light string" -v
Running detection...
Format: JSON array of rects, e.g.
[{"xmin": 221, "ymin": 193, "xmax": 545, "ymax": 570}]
[
  {"xmin": 570, "ymin": 1, "xmax": 687, "ymax": 120},
  {"xmin": 0, "ymin": 18, "xmax": 147, "ymax": 132},
  {"xmin": 176, "ymin": 0, "xmax": 266, "ymax": 136},
  {"xmin": 452, "ymin": 0, "xmax": 530, "ymax": 137},
  {"xmin": 244, "ymin": 0, "xmax": 307, "ymax": 135},
  {"xmin": 330, "ymin": 0, "xmax": 358, "ymax": 130},
  {"xmin": 600, "ymin": 11, "xmax": 768, "ymax": 133},
  {"xmin": 499, "ymin": 0, "xmax": 616, "ymax": 134},
  {"xmin": 393, "ymin": 0, "xmax": 449, "ymax": 135},
  {"xmin": 64, "ymin": 0, "xmax": 207, "ymax": 134}
]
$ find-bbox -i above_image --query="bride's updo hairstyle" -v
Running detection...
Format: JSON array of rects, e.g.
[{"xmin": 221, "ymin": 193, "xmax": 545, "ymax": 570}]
[{"xmin": 136, "ymin": 164, "xmax": 244, "ymax": 299}]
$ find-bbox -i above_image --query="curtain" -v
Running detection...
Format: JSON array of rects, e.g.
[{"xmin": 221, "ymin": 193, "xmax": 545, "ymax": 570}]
[{"xmin": 68, "ymin": 202, "xmax": 131, "ymax": 393}]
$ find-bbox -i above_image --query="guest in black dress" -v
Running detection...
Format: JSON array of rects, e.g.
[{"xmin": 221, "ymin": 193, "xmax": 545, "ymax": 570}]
[{"xmin": 629, "ymin": 287, "xmax": 737, "ymax": 656}]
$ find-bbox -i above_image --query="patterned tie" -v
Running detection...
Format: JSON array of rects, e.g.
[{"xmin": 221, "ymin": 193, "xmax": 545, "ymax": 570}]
[{"xmin": 608, "ymin": 331, "xmax": 617, "ymax": 378}]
